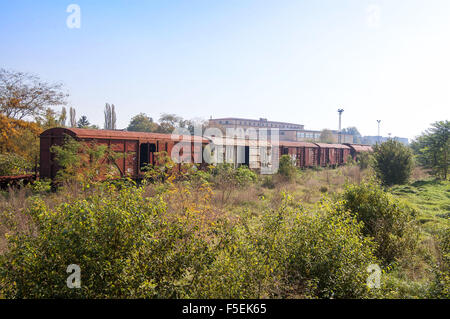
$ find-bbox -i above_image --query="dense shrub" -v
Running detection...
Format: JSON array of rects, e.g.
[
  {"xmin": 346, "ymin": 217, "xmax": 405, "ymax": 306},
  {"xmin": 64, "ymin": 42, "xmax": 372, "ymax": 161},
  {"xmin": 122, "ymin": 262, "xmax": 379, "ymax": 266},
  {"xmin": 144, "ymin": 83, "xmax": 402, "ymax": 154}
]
[
  {"xmin": 0, "ymin": 153, "xmax": 32, "ymax": 176},
  {"xmin": 356, "ymin": 151, "xmax": 372, "ymax": 170},
  {"xmin": 192, "ymin": 195, "xmax": 377, "ymax": 299},
  {"xmin": 278, "ymin": 154, "xmax": 296, "ymax": 180},
  {"xmin": 210, "ymin": 164, "xmax": 257, "ymax": 204},
  {"xmin": 341, "ymin": 181, "xmax": 419, "ymax": 264},
  {"xmin": 0, "ymin": 182, "xmax": 379, "ymax": 299},
  {"xmin": 0, "ymin": 183, "xmax": 213, "ymax": 298},
  {"xmin": 282, "ymin": 198, "xmax": 377, "ymax": 298},
  {"xmin": 371, "ymin": 140, "xmax": 414, "ymax": 186}
]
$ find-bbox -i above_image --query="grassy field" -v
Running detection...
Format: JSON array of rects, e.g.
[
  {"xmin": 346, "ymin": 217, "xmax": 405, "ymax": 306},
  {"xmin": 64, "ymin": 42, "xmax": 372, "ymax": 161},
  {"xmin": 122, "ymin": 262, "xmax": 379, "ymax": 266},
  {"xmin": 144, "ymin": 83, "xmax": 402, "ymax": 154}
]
[{"xmin": 390, "ymin": 179, "xmax": 450, "ymax": 235}]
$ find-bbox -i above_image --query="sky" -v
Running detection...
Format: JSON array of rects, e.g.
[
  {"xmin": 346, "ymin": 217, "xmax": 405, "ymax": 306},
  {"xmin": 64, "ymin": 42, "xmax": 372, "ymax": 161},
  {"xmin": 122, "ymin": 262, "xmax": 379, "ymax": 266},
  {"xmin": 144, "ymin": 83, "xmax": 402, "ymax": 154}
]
[{"xmin": 1, "ymin": 0, "xmax": 449, "ymax": 140}]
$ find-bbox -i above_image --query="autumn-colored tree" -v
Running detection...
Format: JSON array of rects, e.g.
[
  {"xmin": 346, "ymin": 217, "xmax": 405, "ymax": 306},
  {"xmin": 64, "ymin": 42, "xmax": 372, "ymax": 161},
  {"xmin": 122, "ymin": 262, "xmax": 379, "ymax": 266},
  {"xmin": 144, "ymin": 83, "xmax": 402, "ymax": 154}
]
[
  {"xmin": 0, "ymin": 114, "xmax": 40, "ymax": 155},
  {"xmin": 0, "ymin": 68, "xmax": 67, "ymax": 121}
]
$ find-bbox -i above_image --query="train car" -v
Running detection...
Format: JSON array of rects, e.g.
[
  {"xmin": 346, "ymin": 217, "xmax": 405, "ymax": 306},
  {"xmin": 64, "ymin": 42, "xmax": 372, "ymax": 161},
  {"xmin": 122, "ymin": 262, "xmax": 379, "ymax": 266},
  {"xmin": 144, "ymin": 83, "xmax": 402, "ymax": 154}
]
[
  {"xmin": 278, "ymin": 141, "xmax": 319, "ymax": 168},
  {"xmin": 39, "ymin": 127, "xmax": 210, "ymax": 180},
  {"xmin": 207, "ymin": 136, "xmax": 274, "ymax": 171},
  {"xmin": 344, "ymin": 144, "xmax": 373, "ymax": 160},
  {"xmin": 314, "ymin": 143, "xmax": 351, "ymax": 167}
]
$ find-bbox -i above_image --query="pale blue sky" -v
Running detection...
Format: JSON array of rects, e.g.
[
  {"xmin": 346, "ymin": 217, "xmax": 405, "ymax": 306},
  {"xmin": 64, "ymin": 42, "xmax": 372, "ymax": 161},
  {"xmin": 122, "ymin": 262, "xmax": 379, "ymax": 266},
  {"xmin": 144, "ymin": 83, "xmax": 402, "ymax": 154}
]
[{"xmin": 1, "ymin": 0, "xmax": 449, "ymax": 139}]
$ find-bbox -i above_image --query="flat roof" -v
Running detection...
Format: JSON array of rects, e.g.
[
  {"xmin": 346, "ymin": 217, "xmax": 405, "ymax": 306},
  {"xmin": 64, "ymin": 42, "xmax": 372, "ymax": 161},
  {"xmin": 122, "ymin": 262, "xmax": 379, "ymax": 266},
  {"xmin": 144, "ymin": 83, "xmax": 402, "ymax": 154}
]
[{"xmin": 210, "ymin": 117, "xmax": 303, "ymax": 126}]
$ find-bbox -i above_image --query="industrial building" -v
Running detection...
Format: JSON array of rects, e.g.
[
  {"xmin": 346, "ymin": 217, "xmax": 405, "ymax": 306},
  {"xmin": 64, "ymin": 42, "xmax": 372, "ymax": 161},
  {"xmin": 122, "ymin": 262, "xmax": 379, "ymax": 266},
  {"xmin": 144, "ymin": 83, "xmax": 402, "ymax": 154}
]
[{"xmin": 208, "ymin": 117, "xmax": 353, "ymax": 143}]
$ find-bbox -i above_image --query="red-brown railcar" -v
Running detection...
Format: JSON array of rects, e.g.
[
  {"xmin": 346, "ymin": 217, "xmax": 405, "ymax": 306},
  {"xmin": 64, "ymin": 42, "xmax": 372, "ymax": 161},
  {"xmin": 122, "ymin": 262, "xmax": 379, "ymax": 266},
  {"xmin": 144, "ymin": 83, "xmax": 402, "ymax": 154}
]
[
  {"xmin": 344, "ymin": 144, "xmax": 373, "ymax": 160},
  {"xmin": 39, "ymin": 128, "xmax": 209, "ymax": 180},
  {"xmin": 314, "ymin": 143, "xmax": 351, "ymax": 166},
  {"xmin": 278, "ymin": 141, "xmax": 319, "ymax": 168}
]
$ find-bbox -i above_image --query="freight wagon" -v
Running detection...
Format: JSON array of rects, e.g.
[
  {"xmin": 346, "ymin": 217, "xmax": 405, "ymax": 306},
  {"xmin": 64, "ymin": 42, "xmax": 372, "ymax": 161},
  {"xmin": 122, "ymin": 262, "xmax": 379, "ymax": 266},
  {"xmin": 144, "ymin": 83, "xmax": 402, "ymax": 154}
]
[
  {"xmin": 39, "ymin": 127, "xmax": 210, "ymax": 180},
  {"xmin": 279, "ymin": 141, "xmax": 320, "ymax": 167}
]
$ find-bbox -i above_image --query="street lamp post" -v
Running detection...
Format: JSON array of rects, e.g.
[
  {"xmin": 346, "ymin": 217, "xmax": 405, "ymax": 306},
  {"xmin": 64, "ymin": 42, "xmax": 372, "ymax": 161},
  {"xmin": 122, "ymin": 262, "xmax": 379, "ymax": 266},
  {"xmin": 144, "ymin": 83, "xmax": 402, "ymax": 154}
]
[
  {"xmin": 338, "ymin": 109, "xmax": 344, "ymax": 143},
  {"xmin": 377, "ymin": 120, "xmax": 381, "ymax": 143}
]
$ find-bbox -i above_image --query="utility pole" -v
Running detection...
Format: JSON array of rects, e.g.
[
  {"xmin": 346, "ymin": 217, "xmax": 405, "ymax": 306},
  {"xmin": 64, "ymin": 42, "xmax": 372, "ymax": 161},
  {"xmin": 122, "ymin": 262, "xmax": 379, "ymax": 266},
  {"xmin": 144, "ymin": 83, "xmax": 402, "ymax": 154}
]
[
  {"xmin": 377, "ymin": 120, "xmax": 381, "ymax": 143},
  {"xmin": 338, "ymin": 109, "xmax": 344, "ymax": 143}
]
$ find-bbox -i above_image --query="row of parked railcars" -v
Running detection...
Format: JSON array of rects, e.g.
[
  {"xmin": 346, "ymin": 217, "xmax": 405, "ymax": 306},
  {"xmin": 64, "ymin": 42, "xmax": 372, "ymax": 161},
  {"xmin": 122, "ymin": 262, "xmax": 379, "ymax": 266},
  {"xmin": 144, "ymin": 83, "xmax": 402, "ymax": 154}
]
[
  {"xmin": 278, "ymin": 141, "xmax": 370, "ymax": 168},
  {"xmin": 39, "ymin": 128, "xmax": 372, "ymax": 180}
]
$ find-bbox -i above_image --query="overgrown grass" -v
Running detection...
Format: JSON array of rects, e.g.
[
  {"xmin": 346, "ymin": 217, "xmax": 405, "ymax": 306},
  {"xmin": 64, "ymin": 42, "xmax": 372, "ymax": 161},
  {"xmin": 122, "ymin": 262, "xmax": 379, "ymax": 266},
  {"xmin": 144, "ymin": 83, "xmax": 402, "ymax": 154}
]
[
  {"xmin": 0, "ymin": 164, "xmax": 448, "ymax": 298},
  {"xmin": 390, "ymin": 179, "xmax": 450, "ymax": 235}
]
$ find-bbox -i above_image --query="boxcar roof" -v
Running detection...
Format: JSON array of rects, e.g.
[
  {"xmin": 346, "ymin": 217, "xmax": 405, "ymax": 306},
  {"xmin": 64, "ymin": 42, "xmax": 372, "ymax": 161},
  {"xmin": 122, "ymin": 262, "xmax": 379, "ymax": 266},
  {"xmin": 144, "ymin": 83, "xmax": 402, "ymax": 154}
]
[
  {"xmin": 40, "ymin": 127, "xmax": 210, "ymax": 143},
  {"xmin": 209, "ymin": 136, "xmax": 271, "ymax": 147},
  {"xmin": 314, "ymin": 143, "xmax": 351, "ymax": 149},
  {"xmin": 278, "ymin": 141, "xmax": 319, "ymax": 148},
  {"xmin": 346, "ymin": 144, "xmax": 373, "ymax": 152}
]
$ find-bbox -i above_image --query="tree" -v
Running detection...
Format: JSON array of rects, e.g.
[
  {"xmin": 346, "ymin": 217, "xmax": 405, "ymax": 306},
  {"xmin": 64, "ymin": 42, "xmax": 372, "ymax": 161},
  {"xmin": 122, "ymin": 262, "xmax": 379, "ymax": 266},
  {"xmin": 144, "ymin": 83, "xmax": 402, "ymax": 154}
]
[
  {"xmin": 411, "ymin": 121, "xmax": 449, "ymax": 180},
  {"xmin": 0, "ymin": 68, "xmax": 67, "ymax": 120},
  {"xmin": 342, "ymin": 127, "xmax": 362, "ymax": 144},
  {"xmin": 371, "ymin": 139, "xmax": 414, "ymax": 186},
  {"xmin": 69, "ymin": 107, "xmax": 76, "ymax": 127},
  {"xmin": 158, "ymin": 113, "xmax": 183, "ymax": 133},
  {"xmin": 0, "ymin": 114, "xmax": 40, "ymax": 165},
  {"xmin": 127, "ymin": 113, "xmax": 158, "ymax": 132},
  {"xmin": 104, "ymin": 103, "xmax": 117, "ymax": 130},
  {"xmin": 59, "ymin": 106, "xmax": 67, "ymax": 127},
  {"xmin": 39, "ymin": 108, "xmax": 60, "ymax": 129},
  {"xmin": 319, "ymin": 129, "xmax": 334, "ymax": 144},
  {"xmin": 77, "ymin": 115, "xmax": 90, "ymax": 128}
]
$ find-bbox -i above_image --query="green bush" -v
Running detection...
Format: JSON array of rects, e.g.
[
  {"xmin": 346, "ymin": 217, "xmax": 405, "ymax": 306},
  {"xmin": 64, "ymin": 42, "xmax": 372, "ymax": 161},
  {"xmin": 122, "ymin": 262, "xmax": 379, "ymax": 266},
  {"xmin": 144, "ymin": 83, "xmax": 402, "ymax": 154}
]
[
  {"xmin": 30, "ymin": 179, "xmax": 52, "ymax": 194},
  {"xmin": 356, "ymin": 151, "xmax": 372, "ymax": 170},
  {"xmin": 193, "ymin": 195, "xmax": 377, "ymax": 299},
  {"xmin": 341, "ymin": 181, "xmax": 419, "ymax": 264},
  {"xmin": 278, "ymin": 154, "xmax": 296, "ymax": 180},
  {"xmin": 261, "ymin": 176, "xmax": 275, "ymax": 189},
  {"xmin": 210, "ymin": 164, "xmax": 257, "ymax": 204},
  {"xmin": 0, "ymin": 153, "xmax": 32, "ymax": 176},
  {"xmin": 283, "ymin": 198, "xmax": 377, "ymax": 298},
  {"xmin": 0, "ymin": 184, "xmax": 213, "ymax": 298},
  {"xmin": 371, "ymin": 140, "xmax": 414, "ymax": 186}
]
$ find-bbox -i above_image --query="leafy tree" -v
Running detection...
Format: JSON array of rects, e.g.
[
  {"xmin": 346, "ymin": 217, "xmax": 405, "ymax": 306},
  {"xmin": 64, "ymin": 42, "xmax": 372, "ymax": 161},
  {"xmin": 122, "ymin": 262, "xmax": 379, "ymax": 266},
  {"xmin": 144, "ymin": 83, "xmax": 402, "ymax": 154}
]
[
  {"xmin": 77, "ymin": 115, "xmax": 90, "ymax": 128},
  {"xmin": 319, "ymin": 129, "xmax": 334, "ymax": 144},
  {"xmin": 371, "ymin": 139, "xmax": 414, "ymax": 186},
  {"xmin": 0, "ymin": 68, "xmax": 67, "ymax": 121},
  {"xmin": 39, "ymin": 108, "xmax": 60, "ymax": 129},
  {"xmin": 158, "ymin": 113, "xmax": 183, "ymax": 133},
  {"xmin": 342, "ymin": 126, "xmax": 362, "ymax": 143},
  {"xmin": 69, "ymin": 107, "xmax": 76, "ymax": 127},
  {"xmin": 0, "ymin": 114, "xmax": 40, "ymax": 156},
  {"xmin": 59, "ymin": 106, "xmax": 67, "ymax": 127},
  {"xmin": 127, "ymin": 113, "xmax": 158, "ymax": 132},
  {"xmin": 104, "ymin": 103, "xmax": 117, "ymax": 130},
  {"xmin": 411, "ymin": 121, "xmax": 449, "ymax": 180}
]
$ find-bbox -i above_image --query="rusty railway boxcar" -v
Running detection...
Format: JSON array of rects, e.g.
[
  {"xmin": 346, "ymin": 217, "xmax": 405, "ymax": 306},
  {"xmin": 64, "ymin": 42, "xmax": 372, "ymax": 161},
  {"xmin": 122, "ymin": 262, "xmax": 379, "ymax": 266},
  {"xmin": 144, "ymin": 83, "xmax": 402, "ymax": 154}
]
[
  {"xmin": 40, "ymin": 127, "xmax": 209, "ymax": 180},
  {"xmin": 314, "ymin": 143, "xmax": 351, "ymax": 167},
  {"xmin": 279, "ymin": 141, "xmax": 319, "ymax": 168},
  {"xmin": 344, "ymin": 144, "xmax": 373, "ymax": 160}
]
